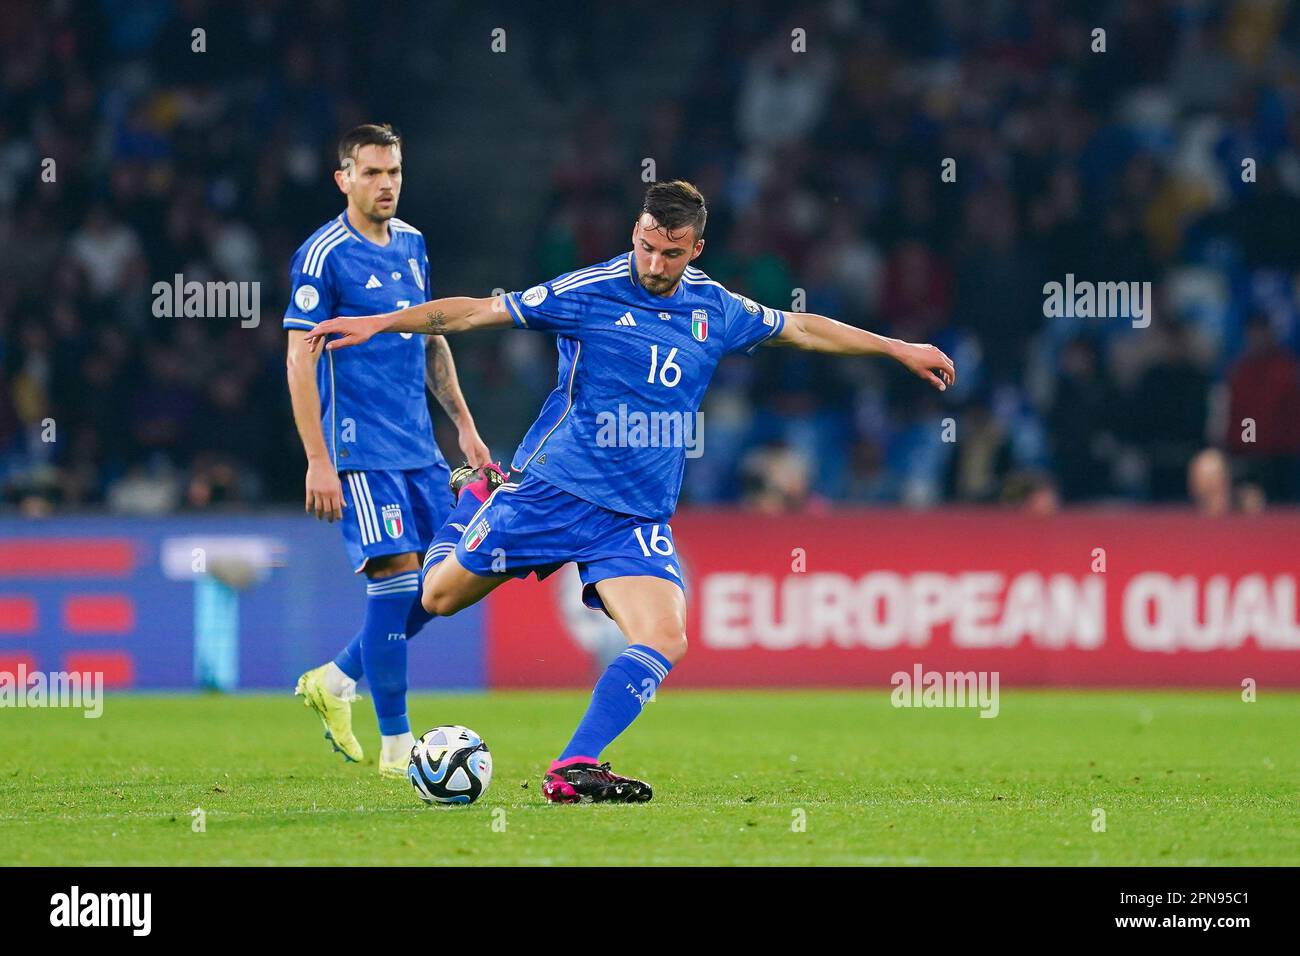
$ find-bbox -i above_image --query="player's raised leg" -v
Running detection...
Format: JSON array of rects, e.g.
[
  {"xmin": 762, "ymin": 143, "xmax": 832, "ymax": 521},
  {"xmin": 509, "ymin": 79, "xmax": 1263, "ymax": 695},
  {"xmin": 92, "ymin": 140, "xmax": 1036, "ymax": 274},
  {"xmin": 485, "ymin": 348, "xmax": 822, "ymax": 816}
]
[
  {"xmin": 422, "ymin": 550, "xmax": 510, "ymax": 617},
  {"xmin": 418, "ymin": 462, "xmax": 512, "ymax": 616},
  {"xmin": 543, "ymin": 575, "xmax": 685, "ymax": 804}
]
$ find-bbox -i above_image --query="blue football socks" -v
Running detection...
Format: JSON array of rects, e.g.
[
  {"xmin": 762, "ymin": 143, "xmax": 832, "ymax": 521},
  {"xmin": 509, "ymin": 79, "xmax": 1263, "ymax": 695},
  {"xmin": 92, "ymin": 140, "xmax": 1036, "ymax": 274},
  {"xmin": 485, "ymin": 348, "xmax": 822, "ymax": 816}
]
[
  {"xmin": 357, "ymin": 570, "xmax": 420, "ymax": 736},
  {"xmin": 558, "ymin": 645, "xmax": 672, "ymax": 762}
]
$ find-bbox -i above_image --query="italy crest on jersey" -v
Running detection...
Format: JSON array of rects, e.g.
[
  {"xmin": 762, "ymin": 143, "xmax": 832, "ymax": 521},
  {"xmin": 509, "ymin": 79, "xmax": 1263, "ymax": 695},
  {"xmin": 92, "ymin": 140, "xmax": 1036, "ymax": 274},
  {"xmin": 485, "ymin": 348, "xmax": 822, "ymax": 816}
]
[
  {"xmin": 381, "ymin": 504, "xmax": 404, "ymax": 539},
  {"xmin": 691, "ymin": 309, "xmax": 709, "ymax": 342},
  {"xmin": 465, "ymin": 519, "xmax": 490, "ymax": 552}
]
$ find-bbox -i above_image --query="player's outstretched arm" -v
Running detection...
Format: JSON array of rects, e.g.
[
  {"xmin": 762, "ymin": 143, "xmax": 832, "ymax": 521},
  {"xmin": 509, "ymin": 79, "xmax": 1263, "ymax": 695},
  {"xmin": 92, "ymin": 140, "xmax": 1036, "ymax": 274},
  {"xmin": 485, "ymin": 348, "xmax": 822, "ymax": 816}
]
[
  {"xmin": 303, "ymin": 295, "xmax": 512, "ymax": 352},
  {"xmin": 770, "ymin": 311, "xmax": 955, "ymax": 391}
]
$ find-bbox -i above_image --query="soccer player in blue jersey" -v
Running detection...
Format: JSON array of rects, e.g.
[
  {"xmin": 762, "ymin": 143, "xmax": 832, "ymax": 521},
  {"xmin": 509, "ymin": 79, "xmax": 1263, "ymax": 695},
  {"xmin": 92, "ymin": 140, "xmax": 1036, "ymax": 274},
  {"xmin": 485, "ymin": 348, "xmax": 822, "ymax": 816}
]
[
  {"xmin": 305, "ymin": 180, "xmax": 955, "ymax": 800},
  {"xmin": 285, "ymin": 124, "xmax": 490, "ymax": 776}
]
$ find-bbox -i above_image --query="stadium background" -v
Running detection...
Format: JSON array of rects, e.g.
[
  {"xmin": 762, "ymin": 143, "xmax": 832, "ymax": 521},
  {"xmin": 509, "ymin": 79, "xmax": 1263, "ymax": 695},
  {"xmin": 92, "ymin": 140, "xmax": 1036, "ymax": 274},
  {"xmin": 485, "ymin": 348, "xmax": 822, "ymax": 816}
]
[{"xmin": 2, "ymin": 0, "xmax": 1299, "ymax": 689}]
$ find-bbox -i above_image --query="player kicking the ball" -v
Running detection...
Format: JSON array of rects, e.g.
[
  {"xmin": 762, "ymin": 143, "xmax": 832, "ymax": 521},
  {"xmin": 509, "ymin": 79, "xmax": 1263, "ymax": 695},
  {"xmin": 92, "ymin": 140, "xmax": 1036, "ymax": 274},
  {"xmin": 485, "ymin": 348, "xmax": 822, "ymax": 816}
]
[
  {"xmin": 305, "ymin": 180, "xmax": 954, "ymax": 801},
  {"xmin": 285, "ymin": 124, "xmax": 490, "ymax": 776}
]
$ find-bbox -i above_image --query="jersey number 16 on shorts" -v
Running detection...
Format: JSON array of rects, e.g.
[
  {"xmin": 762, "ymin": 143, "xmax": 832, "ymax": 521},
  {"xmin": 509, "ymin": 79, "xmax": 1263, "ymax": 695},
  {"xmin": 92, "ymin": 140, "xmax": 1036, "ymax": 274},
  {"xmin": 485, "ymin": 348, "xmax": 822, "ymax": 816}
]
[{"xmin": 633, "ymin": 524, "xmax": 674, "ymax": 557}]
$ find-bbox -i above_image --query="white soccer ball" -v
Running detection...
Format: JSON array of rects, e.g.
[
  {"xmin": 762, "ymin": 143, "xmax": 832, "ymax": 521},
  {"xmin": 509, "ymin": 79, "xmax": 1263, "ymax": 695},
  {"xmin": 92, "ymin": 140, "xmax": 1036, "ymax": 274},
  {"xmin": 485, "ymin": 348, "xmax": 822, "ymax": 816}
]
[{"xmin": 407, "ymin": 725, "xmax": 492, "ymax": 805}]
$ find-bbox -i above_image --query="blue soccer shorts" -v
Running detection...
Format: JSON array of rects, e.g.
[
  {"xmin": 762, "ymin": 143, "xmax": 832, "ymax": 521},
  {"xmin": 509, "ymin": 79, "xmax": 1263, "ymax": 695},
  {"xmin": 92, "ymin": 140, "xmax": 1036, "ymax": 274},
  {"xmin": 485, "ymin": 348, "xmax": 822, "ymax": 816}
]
[
  {"xmin": 453, "ymin": 470, "xmax": 684, "ymax": 612},
  {"xmin": 340, "ymin": 462, "xmax": 453, "ymax": 573}
]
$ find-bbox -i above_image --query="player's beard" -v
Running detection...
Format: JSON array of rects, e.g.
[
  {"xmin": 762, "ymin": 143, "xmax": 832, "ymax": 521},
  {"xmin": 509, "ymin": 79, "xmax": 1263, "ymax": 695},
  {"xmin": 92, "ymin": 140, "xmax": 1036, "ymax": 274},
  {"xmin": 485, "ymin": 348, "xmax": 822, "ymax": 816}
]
[
  {"xmin": 366, "ymin": 196, "xmax": 397, "ymax": 223},
  {"xmin": 638, "ymin": 267, "xmax": 678, "ymax": 295}
]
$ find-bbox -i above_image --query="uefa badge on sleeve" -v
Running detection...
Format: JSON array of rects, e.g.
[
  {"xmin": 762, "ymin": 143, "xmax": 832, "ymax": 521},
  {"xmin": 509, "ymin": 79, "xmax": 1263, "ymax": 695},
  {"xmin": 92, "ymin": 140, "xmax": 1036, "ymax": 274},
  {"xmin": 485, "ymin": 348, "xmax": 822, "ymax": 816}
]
[
  {"xmin": 381, "ymin": 504, "xmax": 404, "ymax": 539},
  {"xmin": 691, "ymin": 309, "xmax": 708, "ymax": 342},
  {"xmin": 294, "ymin": 284, "xmax": 320, "ymax": 312}
]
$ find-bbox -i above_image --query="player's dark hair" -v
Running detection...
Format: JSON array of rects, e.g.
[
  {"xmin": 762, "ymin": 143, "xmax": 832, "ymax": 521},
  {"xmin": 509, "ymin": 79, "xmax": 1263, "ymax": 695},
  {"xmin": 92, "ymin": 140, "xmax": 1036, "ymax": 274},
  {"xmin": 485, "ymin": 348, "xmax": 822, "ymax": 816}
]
[
  {"xmin": 337, "ymin": 123, "xmax": 402, "ymax": 169},
  {"xmin": 641, "ymin": 180, "xmax": 707, "ymax": 240}
]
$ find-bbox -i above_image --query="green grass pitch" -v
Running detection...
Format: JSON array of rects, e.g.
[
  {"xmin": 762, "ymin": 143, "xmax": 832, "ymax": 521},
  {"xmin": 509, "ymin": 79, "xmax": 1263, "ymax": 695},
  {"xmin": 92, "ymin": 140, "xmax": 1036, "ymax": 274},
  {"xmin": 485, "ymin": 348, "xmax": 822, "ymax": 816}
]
[{"xmin": 1, "ymin": 689, "xmax": 1295, "ymax": 866}]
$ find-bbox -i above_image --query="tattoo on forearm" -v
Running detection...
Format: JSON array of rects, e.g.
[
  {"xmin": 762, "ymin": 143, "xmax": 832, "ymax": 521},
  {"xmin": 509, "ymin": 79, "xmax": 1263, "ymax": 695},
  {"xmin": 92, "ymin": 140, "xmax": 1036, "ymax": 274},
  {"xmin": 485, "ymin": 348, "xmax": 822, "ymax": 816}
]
[
  {"xmin": 422, "ymin": 310, "xmax": 448, "ymax": 334},
  {"xmin": 430, "ymin": 341, "xmax": 451, "ymax": 397},
  {"xmin": 427, "ymin": 338, "xmax": 463, "ymax": 423}
]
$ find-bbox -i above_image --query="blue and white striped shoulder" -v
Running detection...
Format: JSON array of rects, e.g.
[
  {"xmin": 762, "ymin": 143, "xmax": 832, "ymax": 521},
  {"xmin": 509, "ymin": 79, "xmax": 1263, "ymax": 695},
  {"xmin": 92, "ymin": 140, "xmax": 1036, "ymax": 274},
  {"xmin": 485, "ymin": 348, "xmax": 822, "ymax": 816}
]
[
  {"xmin": 681, "ymin": 265, "xmax": 727, "ymax": 294},
  {"xmin": 551, "ymin": 256, "xmax": 633, "ymax": 296},
  {"xmin": 301, "ymin": 218, "xmax": 355, "ymax": 279}
]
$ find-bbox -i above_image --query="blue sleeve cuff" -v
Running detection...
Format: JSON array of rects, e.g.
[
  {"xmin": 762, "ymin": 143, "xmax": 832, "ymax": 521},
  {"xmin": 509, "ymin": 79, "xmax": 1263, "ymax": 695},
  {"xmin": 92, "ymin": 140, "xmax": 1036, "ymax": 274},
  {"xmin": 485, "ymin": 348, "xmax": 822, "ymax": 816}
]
[
  {"xmin": 745, "ymin": 309, "xmax": 784, "ymax": 354},
  {"xmin": 504, "ymin": 292, "xmax": 528, "ymax": 328}
]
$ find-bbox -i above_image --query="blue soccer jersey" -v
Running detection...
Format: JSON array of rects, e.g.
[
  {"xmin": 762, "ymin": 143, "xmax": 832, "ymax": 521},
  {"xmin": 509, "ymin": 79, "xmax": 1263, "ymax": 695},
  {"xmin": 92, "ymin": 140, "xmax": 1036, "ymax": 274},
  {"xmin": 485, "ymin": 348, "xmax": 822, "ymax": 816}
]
[
  {"xmin": 502, "ymin": 252, "xmax": 784, "ymax": 521},
  {"xmin": 283, "ymin": 213, "xmax": 443, "ymax": 472}
]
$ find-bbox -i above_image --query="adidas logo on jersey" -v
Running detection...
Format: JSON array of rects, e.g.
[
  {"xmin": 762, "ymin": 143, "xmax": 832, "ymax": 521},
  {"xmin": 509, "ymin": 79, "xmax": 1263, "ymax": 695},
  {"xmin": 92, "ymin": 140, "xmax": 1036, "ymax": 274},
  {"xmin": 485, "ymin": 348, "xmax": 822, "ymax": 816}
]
[
  {"xmin": 365, "ymin": 274, "xmax": 382, "ymax": 289},
  {"xmin": 616, "ymin": 312, "xmax": 637, "ymax": 327}
]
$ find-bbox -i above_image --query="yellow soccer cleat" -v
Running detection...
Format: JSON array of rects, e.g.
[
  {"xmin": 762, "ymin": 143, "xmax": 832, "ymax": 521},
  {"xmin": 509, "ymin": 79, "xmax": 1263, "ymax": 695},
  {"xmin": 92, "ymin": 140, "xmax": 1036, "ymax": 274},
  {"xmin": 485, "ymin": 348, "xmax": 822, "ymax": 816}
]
[
  {"xmin": 378, "ymin": 757, "xmax": 409, "ymax": 779},
  {"xmin": 294, "ymin": 665, "xmax": 364, "ymax": 763}
]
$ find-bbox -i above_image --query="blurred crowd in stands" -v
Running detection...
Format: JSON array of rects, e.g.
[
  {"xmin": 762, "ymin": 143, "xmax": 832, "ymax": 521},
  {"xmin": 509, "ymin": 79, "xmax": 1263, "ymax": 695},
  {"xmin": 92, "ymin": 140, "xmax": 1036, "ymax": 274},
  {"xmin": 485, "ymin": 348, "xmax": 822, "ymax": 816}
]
[{"xmin": 3, "ymin": 0, "xmax": 1300, "ymax": 516}]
